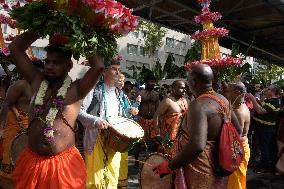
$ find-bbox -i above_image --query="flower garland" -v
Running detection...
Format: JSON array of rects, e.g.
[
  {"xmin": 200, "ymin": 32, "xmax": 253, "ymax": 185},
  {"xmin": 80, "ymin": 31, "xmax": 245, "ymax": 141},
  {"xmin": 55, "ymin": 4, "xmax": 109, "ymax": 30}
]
[
  {"xmin": 191, "ymin": 27, "xmax": 229, "ymax": 40},
  {"xmin": 34, "ymin": 75, "xmax": 72, "ymax": 142},
  {"xmin": 184, "ymin": 57, "xmax": 242, "ymax": 70},
  {"xmin": 0, "ymin": 47, "xmax": 13, "ymax": 67},
  {"xmin": 194, "ymin": 11, "xmax": 222, "ymax": 23},
  {"xmin": 0, "ymin": 14, "xmax": 16, "ymax": 28}
]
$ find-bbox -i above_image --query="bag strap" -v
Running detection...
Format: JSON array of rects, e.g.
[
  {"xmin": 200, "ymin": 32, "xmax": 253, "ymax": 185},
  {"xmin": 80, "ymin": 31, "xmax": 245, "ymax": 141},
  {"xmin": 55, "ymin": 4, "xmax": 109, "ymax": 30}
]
[{"xmin": 198, "ymin": 94, "xmax": 231, "ymax": 121}]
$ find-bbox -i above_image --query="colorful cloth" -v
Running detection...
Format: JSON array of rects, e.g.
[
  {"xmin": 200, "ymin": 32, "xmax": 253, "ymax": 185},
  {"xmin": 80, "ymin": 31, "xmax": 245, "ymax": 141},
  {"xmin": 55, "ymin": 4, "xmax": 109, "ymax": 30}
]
[
  {"xmin": 85, "ymin": 134, "xmax": 121, "ymax": 189},
  {"xmin": 138, "ymin": 117, "xmax": 155, "ymax": 140},
  {"xmin": 174, "ymin": 129, "xmax": 228, "ymax": 189},
  {"xmin": 118, "ymin": 152, "xmax": 128, "ymax": 187},
  {"xmin": 12, "ymin": 146, "xmax": 86, "ymax": 189},
  {"xmin": 227, "ymin": 139, "xmax": 250, "ymax": 189},
  {"xmin": 0, "ymin": 110, "xmax": 28, "ymax": 179},
  {"xmin": 160, "ymin": 113, "xmax": 184, "ymax": 141}
]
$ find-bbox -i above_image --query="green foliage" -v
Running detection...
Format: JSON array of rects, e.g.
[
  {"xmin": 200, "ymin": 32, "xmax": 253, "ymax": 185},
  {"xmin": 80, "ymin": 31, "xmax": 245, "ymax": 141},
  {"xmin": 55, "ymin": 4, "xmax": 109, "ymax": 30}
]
[
  {"xmin": 184, "ymin": 40, "xmax": 202, "ymax": 63},
  {"xmin": 10, "ymin": 2, "xmax": 118, "ymax": 61},
  {"xmin": 251, "ymin": 59, "xmax": 284, "ymax": 86},
  {"xmin": 152, "ymin": 59, "xmax": 164, "ymax": 81},
  {"xmin": 137, "ymin": 20, "xmax": 166, "ymax": 57},
  {"xmin": 163, "ymin": 53, "xmax": 186, "ymax": 79}
]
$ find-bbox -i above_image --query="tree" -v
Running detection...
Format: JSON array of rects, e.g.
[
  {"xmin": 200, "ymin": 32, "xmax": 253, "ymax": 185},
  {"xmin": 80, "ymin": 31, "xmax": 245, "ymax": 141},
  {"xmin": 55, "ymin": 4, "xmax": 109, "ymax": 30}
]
[
  {"xmin": 152, "ymin": 58, "xmax": 164, "ymax": 81},
  {"xmin": 251, "ymin": 59, "xmax": 284, "ymax": 86},
  {"xmin": 184, "ymin": 40, "xmax": 202, "ymax": 63},
  {"xmin": 137, "ymin": 20, "xmax": 166, "ymax": 57}
]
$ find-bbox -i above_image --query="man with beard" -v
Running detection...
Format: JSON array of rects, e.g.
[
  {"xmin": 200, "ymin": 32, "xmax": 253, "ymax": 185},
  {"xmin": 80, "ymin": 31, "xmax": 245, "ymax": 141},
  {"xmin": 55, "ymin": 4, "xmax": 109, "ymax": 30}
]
[
  {"xmin": 223, "ymin": 82, "xmax": 251, "ymax": 189},
  {"xmin": 132, "ymin": 74, "xmax": 159, "ymax": 166},
  {"xmin": 0, "ymin": 60, "xmax": 43, "ymax": 181},
  {"xmin": 153, "ymin": 80, "xmax": 188, "ymax": 157},
  {"xmin": 0, "ymin": 31, "xmax": 104, "ymax": 189},
  {"xmin": 153, "ymin": 64, "xmax": 241, "ymax": 189},
  {"xmin": 77, "ymin": 57, "xmax": 123, "ymax": 189}
]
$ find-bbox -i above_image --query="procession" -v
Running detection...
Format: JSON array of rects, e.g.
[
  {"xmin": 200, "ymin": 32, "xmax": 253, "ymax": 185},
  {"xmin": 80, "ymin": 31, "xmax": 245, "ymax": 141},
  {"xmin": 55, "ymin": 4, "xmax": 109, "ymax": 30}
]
[{"xmin": 0, "ymin": 0, "xmax": 284, "ymax": 189}]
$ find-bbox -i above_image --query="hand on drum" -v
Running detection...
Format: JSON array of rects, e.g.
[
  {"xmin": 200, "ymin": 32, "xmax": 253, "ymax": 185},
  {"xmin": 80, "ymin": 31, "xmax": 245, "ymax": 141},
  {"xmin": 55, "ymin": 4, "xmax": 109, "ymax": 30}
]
[
  {"xmin": 152, "ymin": 161, "xmax": 173, "ymax": 178},
  {"xmin": 129, "ymin": 107, "xmax": 139, "ymax": 116},
  {"xmin": 95, "ymin": 119, "xmax": 111, "ymax": 130}
]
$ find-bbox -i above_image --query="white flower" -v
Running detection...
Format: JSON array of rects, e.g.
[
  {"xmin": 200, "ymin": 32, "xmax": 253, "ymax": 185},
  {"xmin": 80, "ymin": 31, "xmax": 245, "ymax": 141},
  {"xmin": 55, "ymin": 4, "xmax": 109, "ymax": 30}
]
[{"xmin": 34, "ymin": 75, "xmax": 72, "ymax": 140}]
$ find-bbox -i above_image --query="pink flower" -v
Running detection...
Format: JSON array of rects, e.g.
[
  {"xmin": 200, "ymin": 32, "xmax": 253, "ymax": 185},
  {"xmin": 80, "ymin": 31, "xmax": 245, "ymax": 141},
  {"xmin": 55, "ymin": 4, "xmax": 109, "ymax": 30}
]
[{"xmin": 1, "ymin": 47, "xmax": 10, "ymax": 56}]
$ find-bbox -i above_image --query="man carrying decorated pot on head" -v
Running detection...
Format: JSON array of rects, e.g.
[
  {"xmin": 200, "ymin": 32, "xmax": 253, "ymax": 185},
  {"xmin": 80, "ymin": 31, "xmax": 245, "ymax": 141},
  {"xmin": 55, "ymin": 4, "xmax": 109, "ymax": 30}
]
[{"xmin": 0, "ymin": 31, "xmax": 104, "ymax": 189}]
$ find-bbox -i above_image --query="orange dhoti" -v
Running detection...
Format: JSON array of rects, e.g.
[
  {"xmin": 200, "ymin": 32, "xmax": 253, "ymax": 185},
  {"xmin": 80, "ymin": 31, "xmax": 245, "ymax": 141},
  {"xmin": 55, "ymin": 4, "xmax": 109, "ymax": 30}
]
[
  {"xmin": 183, "ymin": 142, "xmax": 228, "ymax": 189},
  {"xmin": 12, "ymin": 146, "xmax": 86, "ymax": 189},
  {"xmin": 138, "ymin": 117, "xmax": 155, "ymax": 141},
  {"xmin": 159, "ymin": 113, "xmax": 184, "ymax": 157},
  {"xmin": 227, "ymin": 139, "xmax": 250, "ymax": 189},
  {"xmin": 174, "ymin": 130, "xmax": 228, "ymax": 189},
  {"xmin": 0, "ymin": 111, "xmax": 28, "ymax": 179}
]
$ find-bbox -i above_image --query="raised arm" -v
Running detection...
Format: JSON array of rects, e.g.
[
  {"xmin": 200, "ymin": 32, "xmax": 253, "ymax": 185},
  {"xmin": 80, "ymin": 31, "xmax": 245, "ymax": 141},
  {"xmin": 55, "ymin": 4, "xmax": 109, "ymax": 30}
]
[
  {"xmin": 76, "ymin": 55, "xmax": 104, "ymax": 100},
  {"xmin": 9, "ymin": 31, "xmax": 41, "ymax": 84},
  {"xmin": 169, "ymin": 102, "xmax": 208, "ymax": 170}
]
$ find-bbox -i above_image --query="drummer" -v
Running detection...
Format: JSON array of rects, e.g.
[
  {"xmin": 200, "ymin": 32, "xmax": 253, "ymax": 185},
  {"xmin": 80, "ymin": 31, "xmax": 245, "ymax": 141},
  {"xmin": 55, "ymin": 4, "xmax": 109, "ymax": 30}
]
[
  {"xmin": 77, "ymin": 57, "xmax": 123, "ymax": 189},
  {"xmin": 115, "ymin": 73, "xmax": 139, "ymax": 188},
  {"xmin": 0, "ymin": 31, "xmax": 105, "ymax": 189},
  {"xmin": 0, "ymin": 60, "xmax": 44, "ymax": 180},
  {"xmin": 153, "ymin": 80, "xmax": 188, "ymax": 157}
]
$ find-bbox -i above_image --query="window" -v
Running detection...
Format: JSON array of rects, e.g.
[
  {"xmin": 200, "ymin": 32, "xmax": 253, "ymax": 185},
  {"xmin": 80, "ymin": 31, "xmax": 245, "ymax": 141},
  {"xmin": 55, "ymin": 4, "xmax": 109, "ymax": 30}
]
[
  {"xmin": 128, "ymin": 31, "xmax": 139, "ymax": 38},
  {"xmin": 166, "ymin": 37, "xmax": 175, "ymax": 48},
  {"xmin": 139, "ymin": 46, "xmax": 146, "ymax": 56},
  {"xmin": 176, "ymin": 40, "xmax": 186, "ymax": 50},
  {"xmin": 140, "ymin": 31, "xmax": 146, "ymax": 38},
  {"xmin": 127, "ymin": 44, "xmax": 138, "ymax": 55}
]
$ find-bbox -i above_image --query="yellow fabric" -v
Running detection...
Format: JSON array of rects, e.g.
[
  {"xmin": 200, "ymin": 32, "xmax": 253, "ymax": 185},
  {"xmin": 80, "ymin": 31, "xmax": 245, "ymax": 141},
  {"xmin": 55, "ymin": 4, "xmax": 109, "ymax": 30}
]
[
  {"xmin": 253, "ymin": 117, "xmax": 276, "ymax": 126},
  {"xmin": 227, "ymin": 139, "xmax": 250, "ymax": 189},
  {"xmin": 85, "ymin": 134, "xmax": 121, "ymax": 189},
  {"xmin": 264, "ymin": 103, "xmax": 280, "ymax": 111},
  {"xmin": 118, "ymin": 152, "xmax": 128, "ymax": 187},
  {"xmin": 0, "ymin": 111, "xmax": 28, "ymax": 179}
]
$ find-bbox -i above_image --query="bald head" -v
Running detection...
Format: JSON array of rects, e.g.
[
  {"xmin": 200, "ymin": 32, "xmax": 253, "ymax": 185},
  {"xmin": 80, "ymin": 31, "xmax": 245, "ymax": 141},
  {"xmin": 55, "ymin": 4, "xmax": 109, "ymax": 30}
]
[
  {"xmin": 171, "ymin": 80, "xmax": 186, "ymax": 98},
  {"xmin": 228, "ymin": 82, "xmax": 247, "ymax": 94},
  {"xmin": 189, "ymin": 64, "xmax": 214, "ymax": 85}
]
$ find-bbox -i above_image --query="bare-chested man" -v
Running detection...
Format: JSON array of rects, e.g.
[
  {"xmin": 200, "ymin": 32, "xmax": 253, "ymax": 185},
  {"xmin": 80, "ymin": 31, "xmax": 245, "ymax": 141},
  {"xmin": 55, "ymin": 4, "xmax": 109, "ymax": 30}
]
[
  {"xmin": 153, "ymin": 64, "xmax": 241, "ymax": 189},
  {"xmin": 133, "ymin": 74, "xmax": 159, "ymax": 165},
  {"xmin": 153, "ymin": 80, "xmax": 188, "ymax": 156},
  {"xmin": 223, "ymin": 82, "xmax": 251, "ymax": 189},
  {"xmin": 0, "ymin": 60, "xmax": 43, "ymax": 180},
  {"xmin": 0, "ymin": 31, "xmax": 104, "ymax": 189}
]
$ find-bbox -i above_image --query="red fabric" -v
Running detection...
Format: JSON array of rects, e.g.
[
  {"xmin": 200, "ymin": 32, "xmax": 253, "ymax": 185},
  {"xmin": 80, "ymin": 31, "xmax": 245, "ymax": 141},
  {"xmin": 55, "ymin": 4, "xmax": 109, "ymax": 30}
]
[
  {"xmin": 153, "ymin": 161, "xmax": 173, "ymax": 178},
  {"xmin": 245, "ymin": 97, "xmax": 254, "ymax": 111},
  {"xmin": 219, "ymin": 122, "xmax": 244, "ymax": 172},
  {"xmin": 198, "ymin": 94, "xmax": 244, "ymax": 174}
]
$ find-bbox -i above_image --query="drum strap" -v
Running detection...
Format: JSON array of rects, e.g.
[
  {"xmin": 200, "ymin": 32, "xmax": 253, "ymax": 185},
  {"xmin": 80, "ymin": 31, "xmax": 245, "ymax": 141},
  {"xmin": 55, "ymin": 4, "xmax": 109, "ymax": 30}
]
[{"xmin": 59, "ymin": 110, "xmax": 77, "ymax": 133}]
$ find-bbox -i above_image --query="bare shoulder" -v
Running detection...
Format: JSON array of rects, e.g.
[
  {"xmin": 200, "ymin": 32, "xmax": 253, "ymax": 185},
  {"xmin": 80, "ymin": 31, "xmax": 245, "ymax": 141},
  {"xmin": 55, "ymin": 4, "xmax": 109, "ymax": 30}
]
[{"xmin": 9, "ymin": 80, "xmax": 29, "ymax": 91}]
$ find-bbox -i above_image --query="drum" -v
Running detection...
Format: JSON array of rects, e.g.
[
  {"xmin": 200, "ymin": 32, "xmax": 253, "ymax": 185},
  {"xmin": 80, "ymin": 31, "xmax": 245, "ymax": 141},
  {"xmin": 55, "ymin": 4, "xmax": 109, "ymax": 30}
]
[
  {"xmin": 106, "ymin": 116, "xmax": 144, "ymax": 153},
  {"xmin": 10, "ymin": 131, "xmax": 28, "ymax": 166},
  {"xmin": 139, "ymin": 153, "xmax": 173, "ymax": 189}
]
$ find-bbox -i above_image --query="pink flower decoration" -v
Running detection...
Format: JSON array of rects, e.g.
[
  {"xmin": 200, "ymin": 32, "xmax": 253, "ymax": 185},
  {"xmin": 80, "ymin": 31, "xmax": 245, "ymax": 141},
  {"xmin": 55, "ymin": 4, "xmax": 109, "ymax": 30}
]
[
  {"xmin": 191, "ymin": 27, "xmax": 229, "ymax": 39},
  {"xmin": 1, "ymin": 47, "xmax": 10, "ymax": 56},
  {"xmin": 194, "ymin": 11, "xmax": 222, "ymax": 24},
  {"xmin": 184, "ymin": 57, "xmax": 242, "ymax": 70}
]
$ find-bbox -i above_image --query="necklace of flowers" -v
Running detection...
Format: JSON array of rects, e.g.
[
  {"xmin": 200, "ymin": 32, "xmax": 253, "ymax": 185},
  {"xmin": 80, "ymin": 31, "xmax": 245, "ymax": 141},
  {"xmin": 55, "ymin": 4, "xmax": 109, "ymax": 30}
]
[{"xmin": 34, "ymin": 75, "xmax": 72, "ymax": 142}]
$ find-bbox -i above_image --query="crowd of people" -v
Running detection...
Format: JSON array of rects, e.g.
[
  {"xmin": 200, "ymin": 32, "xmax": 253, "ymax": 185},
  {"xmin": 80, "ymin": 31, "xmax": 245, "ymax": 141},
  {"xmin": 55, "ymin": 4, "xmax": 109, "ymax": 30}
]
[{"xmin": 0, "ymin": 30, "xmax": 282, "ymax": 189}]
